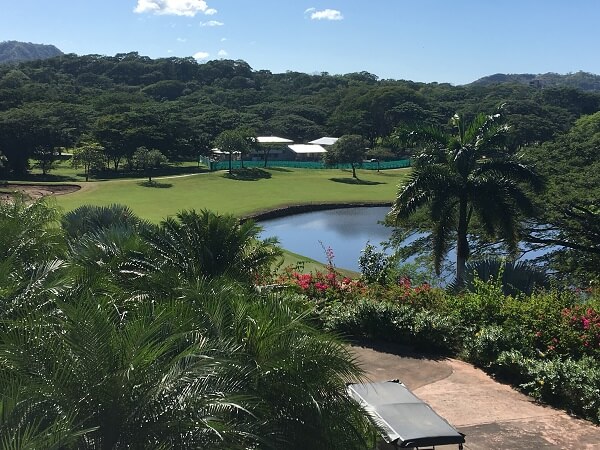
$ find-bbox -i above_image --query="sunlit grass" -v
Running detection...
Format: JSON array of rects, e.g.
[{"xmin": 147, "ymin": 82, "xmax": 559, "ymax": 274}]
[{"xmin": 55, "ymin": 167, "xmax": 409, "ymax": 223}]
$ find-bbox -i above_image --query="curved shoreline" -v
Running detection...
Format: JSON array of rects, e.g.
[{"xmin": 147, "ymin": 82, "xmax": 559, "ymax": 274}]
[{"xmin": 243, "ymin": 201, "xmax": 392, "ymax": 222}]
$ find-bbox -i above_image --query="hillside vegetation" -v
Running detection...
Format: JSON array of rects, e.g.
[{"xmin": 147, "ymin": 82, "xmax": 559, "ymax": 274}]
[{"xmin": 470, "ymin": 71, "xmax": 600, "ymax": 91}]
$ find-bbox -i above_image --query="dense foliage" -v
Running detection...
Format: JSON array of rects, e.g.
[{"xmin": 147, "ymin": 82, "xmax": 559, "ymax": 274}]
[
  {"xmin": 275, "ymin": 259, "xmax": 600, "ymax": 424},
  {"xmin": 1, "ymin": 53, "xmax": 599, "ymax": 180},
  {"xmin": 0, "ymin": 200, "xmax": 376, "ymax": 449},
  {"xmin": 523, "ymin": 112, "xmax": 600, "ymax": 284}
]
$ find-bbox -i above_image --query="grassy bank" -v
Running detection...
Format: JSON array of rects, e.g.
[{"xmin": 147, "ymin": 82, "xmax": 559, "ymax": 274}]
[{"xmin": 55, "ymin": 167, "xmax": 409, "ymax": 223}]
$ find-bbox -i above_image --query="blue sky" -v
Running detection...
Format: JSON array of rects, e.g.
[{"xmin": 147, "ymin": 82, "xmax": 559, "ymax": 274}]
[{"xmin": 1, "ymin": 0, "xmax": 599, "ymax": 85}]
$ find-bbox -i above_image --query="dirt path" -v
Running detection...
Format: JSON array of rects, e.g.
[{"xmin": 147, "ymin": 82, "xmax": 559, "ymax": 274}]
[{"xmin": 351, "ymin": 342, "xmax": 600, "ymax": 449}]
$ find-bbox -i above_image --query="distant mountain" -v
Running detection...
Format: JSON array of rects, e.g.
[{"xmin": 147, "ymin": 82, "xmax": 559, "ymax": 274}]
[
  {"xmin": 469, "ymin": 71, "xmax": 600, "ymax": 91},
  {"xmin": 0, "ymin": 40, "xmax": 63, "ymax": 64}
]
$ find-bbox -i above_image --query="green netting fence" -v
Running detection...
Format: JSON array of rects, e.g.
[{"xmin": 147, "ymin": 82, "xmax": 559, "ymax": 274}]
[{"xmin": 199, "ymin": 157, "xmax": 411, "ymax": 171}]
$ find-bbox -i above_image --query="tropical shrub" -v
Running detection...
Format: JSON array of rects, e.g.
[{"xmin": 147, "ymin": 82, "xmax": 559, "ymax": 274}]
[
  {"xmin": 462, "ymin": 324, "xmax": 530, "ymax": 367},
  {"xmin": 277, "ymin": 265, "xmax": 365, "ymax": 302},
  {"xmin": 358, "ymin": 242, "xmax": 392, "ymax": 284},
  {"xmin": 410, "ymin": 309, "xmax": 462, "ymax": 354},
  {"xmin": 492, "ymin": 351, "xmax": 600, "ymax": 423},
  {"xmin": 322, "ymin": 299, "xmax": 416, "ymax": 343},
  {"xmin": 0, "ymin": 203, "xmax": 377, "ymax": 449}
]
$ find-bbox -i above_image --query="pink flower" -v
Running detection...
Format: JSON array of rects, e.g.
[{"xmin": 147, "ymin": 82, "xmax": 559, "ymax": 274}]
[
  {"xmin": 582, "ymin": 318, "xmax": 591, "ymax": 330},
  {"xmin": 315, "ymin": 282, "xmax": 328, "ymax": 291}
]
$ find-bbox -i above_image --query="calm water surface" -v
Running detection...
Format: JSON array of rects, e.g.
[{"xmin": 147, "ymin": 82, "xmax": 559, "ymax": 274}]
[
  {"xmin": 258, "ymin": 206, "xmax": 552, "ymax": 273},
  {"xmin": 259, "ymin": 207, "xmax": 391, "ymax": 271}
]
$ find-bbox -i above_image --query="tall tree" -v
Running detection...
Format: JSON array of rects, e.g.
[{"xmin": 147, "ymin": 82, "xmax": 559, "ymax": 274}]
[
  {"xmin": 213, "ymin": 129, "xmax": 250, "ymax": 174},
  {"xmin": 391, "ymin": 112, "xmax": 542, "ymax": 282},
  {"xmin": 523, "ymin": 112, "xmax": 600, "ymax": 283},
  {"xmin": 324, "ymin": 134, "xmax": 369, "ymax": 179},
  {"xmin": 132, "ymin": 146, "xmax": 168, "ymax": 182},
  {"xmin": 71, "ymin": 139, "xmax": 105, "ymax": 181}
]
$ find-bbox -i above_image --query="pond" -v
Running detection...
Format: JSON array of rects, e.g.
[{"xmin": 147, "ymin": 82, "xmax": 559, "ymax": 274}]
[
  {"xmin": 258, "ymin": 206, "xmax": 393, "ymax": 272},
  {"xmin": 258, "ymin": 206, "xmax": 554, "ymax": 274}
]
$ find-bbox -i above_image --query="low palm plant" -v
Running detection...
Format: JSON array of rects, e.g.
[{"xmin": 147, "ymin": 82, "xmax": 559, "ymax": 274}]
[
  {"xmin": 447, "ymin": 258, "xmax": 549, "ymax": 295},
  {"xmin": 144, "ymin": 209, "xmax": 281, "ymax": 283},
  {"xmin": 61, "ymin": 204, "xmax": 148, "ymax": 239},
  {"xmin": 1, "ymin": 202, "xmax": 373, "ymax": 448},
  {"xmin": 0, "ymin": 195, "xmax": 64, "ymax": 265},
  {"xmin": 0, "ymin": 291, "xmax": 259, "ymax": 449},
  {"xmin": 183, "ymin": 281, "xmax": 376, "ymax": 450}
]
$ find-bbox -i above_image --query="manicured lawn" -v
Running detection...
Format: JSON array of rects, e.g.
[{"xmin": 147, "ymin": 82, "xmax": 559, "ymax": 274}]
[
  {"xmin": 28, "ymin": 159, "xmax": 207, "ymax": 182},
  {"xmin": 55, "ymin": 167, "xmax": 409, "ymax": 223}
]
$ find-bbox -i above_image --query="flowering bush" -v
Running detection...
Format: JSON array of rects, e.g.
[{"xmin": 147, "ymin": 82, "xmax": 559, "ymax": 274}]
[
  {"xmin": 278, "ymin": 267, "xmax": 365, "ymax": 301},
  {"xmin": 275, "ymin": 247, "xmax": 366, "ymax": 302},
  {"xmin": 561, "ymin": 305, "xmax": 600, "ymax": 356}
]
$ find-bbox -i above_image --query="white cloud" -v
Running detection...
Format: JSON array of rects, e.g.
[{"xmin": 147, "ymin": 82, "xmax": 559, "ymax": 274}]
[
  {"xmin": 177, "ymin": 37, "xmax": 187, "ymax": 42},
  {"xmin": 134, "ymin": 0, "xmax": 216, "ymax": 17},
  {"xmin": 220, "ymin": 37, "xmax": 227, "ymax": 42},
  {"xmin": 305, "ymin": 8, "xmax": 343, "ymax": 21},
  {"xmin": 193, "ymin": 51, "xmax": 210, "ymax": 60},
  {"xmin": 200, "ymin": 20, "xmax": 224, "ymax": 27},
  {"xmin": 217, "ymin": 49, "xmax": 228, "ymax": 57}
]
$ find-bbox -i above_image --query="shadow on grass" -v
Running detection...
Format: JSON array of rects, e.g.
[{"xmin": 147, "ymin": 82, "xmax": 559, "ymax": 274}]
[
  {"xmin": 329, "ymin": 177, "xmax": 385, "ymax": 185},
  {"xmin": 17, "ymin": 173, "xmax": 79, "ymax": 182},
  {"xmin": 223, "ymin": 168, "xmax": 272, "ymax": 181},
  {"xmin": 91, "ymin": 165, "xmax": 209, "ymax": 181},
  {"xmin": 267, "ymin": 167, "xmax": 293, "ymax": 172},
  {"xmin": 138, "ymin": 180, "xmax": 173, "ymax": 188},
  {"xmin": 350, "ymin": 338, "xmax": 448, "ymax": 361}
]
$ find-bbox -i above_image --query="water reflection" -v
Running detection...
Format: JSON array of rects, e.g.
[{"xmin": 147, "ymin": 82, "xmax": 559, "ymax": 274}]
[
  {"xmin": 258, "ymin": 206, "xmax": 552, "ymax": 275},
  {"xmin": 259, "ymin": 207, "xmax": 391, "ymax": 271}
]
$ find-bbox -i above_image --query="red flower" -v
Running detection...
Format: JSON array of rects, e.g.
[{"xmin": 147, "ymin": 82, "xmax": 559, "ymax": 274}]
[
  {"xmin": 582, "ymin": 318, "xmax": 591, "ymax": 330},
  {"xmin": 315, "ymin": 282, "xmax": 328, "ymax": 291}
]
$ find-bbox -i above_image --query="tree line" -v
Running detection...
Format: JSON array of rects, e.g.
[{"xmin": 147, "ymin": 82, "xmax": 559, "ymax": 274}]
[{"xmin": 1, "ymin": 53, "xmax": 599, "ymax": 178}]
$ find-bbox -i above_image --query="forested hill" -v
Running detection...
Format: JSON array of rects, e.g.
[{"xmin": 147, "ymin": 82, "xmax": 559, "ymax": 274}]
[
  {"xmin": 1, "ymin": 52, "xmax": 600, "ymax": 179},
  {"xmin": 470, "ymin": 71, "xmax": 600, "ymax": 91},
  {"xmin": 0, "ymin": 41, "xmax": 63, "ymax": 64}
]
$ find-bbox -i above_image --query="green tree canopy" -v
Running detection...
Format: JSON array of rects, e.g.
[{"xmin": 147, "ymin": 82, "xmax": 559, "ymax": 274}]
[
  {"xmin": 132, "ymin": 146, "xmax": 168, "ymax": 182},
  {"xmin": 524, "ymin": 112, "xmax": 600, "ymax": 283},
  {"xmin": 213, "ymin": 128, "xmax": 252, "ymax": 174},
  {"xmin": 71, "ymin": 139, "xmax": 105, "ymax": 181},
  {"xmin": 324, "ymin": 134, "xmax": 369, "ymax": 179}
]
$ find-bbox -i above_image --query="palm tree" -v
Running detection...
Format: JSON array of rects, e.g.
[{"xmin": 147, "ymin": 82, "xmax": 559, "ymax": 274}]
[
  {"xmin": 144, "ymin": 209, "xmax": 281, "ymax": 283},
  {"xmin": 1, "ymin": 204, "xmax": 375, "ymax": 448},
  {"xmin": 391, "ymin": 112, "xmax": 542, "ymax": 282},
  {"xmin": 0, "ymin": 290, "xmax": 259, "ymax": 449},
  {"xmin": 0, "ymin": 195, "xmax": 64, "ymax": 266},
  {"xmin": 61, "ymin": 203, "xmax": 148, "ymax": 239},
  {"xmin": 182, "ymin": 281, "xmax": 376, "ymax": 450}
]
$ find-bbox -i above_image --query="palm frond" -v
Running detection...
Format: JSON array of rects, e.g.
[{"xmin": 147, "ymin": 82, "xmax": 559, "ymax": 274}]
[{"xmin": 475, "ymin": 158, "xmax": 544, "ymax": 192}]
